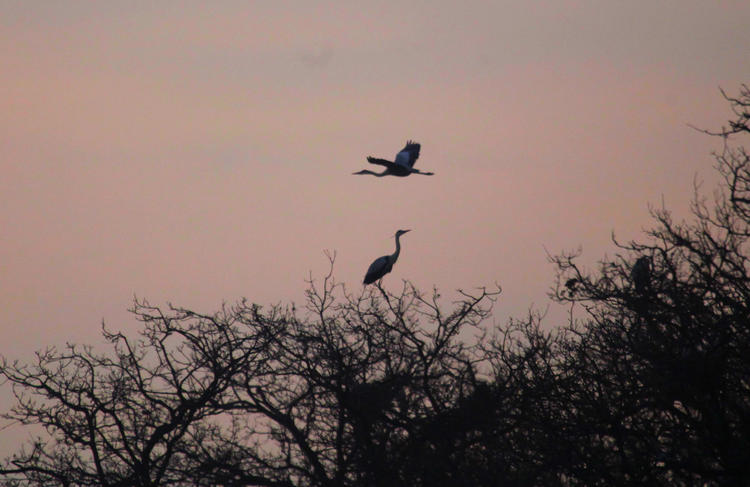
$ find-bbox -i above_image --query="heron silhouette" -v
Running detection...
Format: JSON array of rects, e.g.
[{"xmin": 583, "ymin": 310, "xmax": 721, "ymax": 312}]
[
  {"xmin": 363, "ymin": 230, "xmax": 411, "ymax": 284},
  {"xmin": 631, "ymin": 256, "xmax": 651, "ymax": 293},
  {"xmin": 353, "ymin": 141, "xmax": 433, "ymax": 177}
]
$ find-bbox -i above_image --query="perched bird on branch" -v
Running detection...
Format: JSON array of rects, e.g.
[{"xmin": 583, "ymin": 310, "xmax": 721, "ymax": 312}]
[
  {"xmin": 631, "ymin": 256, "xmax": 651, "ymax": 293},
  {"xmin": 364, "ymin": 230, "xmax": 411, "ymax": 284}
]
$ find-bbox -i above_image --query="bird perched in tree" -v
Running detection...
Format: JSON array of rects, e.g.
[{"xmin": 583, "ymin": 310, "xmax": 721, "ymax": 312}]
[
  {"xmin": 353, "ymin": 141, "xmax": 434, "ymax": 177},
  {"xmin": 363, "ymin": 230, "xmax": 411, "ymax": 284},
  {"xmin": 564, "ymin": 278, "xmax": 579, "ymax": 293},
  {"xmin": 631, "ymin": 256, "xmax": 651, "ymax": 293}
]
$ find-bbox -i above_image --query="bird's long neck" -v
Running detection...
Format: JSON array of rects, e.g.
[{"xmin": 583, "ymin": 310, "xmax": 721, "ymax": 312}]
[
  {"xmin": 357, "ymin": 170, "xmax": 387, "ymax": 177},
  {"xmin": 391, "ymin": 233, "xmax": 402, "ymax": 261}
]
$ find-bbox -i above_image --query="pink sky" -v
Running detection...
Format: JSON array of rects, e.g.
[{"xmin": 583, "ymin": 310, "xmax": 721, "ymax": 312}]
[{"xmin": 1, "ymin": 1, "xmax": 749, "ymax": 421}]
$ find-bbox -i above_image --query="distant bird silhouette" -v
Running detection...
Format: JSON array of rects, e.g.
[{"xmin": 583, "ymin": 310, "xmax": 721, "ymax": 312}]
[
  {"xmin": 364, "ymin": 229, "xmax": 411, "ymax": 284},
  {"xmin": 353, "ymin": 141, "xmax": 434, "ymax": 177},
  {"xmin": 631, "ymin": 256, "xmax": 651, "ymax": 293},
  {"xmin": 564, "ymin": 278, "xmax": 579, "ymax": 292}
]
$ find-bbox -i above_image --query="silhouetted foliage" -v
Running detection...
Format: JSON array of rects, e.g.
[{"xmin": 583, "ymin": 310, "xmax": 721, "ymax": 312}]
[
  {"xmin": 3, "ymin": 86, "xmax": 750, "ymax": 486},
  {"xmin": 550, "ymin": 85, "xmax": 750, "ymax": 486},
  {"xmin": 0, "ymin": 266, "xmax": 504, "ymax": 487}
]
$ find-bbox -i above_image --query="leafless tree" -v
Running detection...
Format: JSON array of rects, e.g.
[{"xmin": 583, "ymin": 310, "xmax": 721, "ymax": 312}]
[
  {"xmin": 0, "ymin": 260, "xmax": 504, "ymax": 486},
  {"xmin": 549, "ymin": 85, "xmax": 750, "ymax": 486},
  {"xmin": 0, "ymin": 298, "xmax": 283, "ymax": 486}
]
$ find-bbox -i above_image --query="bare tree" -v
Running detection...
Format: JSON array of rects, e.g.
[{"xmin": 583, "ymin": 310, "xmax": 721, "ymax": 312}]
[
  {"xmin": 182, "ymin": 269, "xmax": 502, "ymax": 487},
  {"xmin": 0, "ymin": 299, "xmax": 282, "ymax": 486},
  {"xmin": 0, "ymin": 261, "xmax": 503, "ymax": 486},
  {"xmin": 549, "ymin": 86, "xmax": 750, "ymax": 486}
]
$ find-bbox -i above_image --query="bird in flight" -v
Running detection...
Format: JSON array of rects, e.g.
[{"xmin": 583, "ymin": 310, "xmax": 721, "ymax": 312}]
[
  {"xmin": 363, "ymin": 229, "xmax": 411, "ymax": 284},
  {"xmin": 353, "ymin": 141, "xmax": 434, "ymax": 177}
]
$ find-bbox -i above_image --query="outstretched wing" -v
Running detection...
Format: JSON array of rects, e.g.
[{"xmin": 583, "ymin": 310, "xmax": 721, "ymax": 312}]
[
  {"xmin": 366, "ymin": 157, "xmax": 393, "ymax": 167},
  {"xmin": 394, "ymin": 140, "xmax": 420, "ymax": 168}
]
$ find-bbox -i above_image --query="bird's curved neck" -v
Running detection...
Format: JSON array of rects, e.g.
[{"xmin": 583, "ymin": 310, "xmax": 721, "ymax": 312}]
[{"xmin": 392, "ymin": 233, "xmax": 403, "ymax": 260}]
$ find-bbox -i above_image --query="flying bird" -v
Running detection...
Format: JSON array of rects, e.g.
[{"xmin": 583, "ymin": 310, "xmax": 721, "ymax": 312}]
[
  {"xmin": 363, "ymin": 229, "xmax": 411, "ymax": 284},
  {"xmin": 353, "ymin": 141, "xmax": 434, "ymax": 177},
  {"xmin": 631, "ymin": 256, "xmax": 651, "ymax": 293}
]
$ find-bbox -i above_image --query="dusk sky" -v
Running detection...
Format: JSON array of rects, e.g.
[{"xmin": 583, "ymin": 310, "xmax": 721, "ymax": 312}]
[{"xmin": 2, "ymin": 0, "xmax": 750, "ymax": 384}]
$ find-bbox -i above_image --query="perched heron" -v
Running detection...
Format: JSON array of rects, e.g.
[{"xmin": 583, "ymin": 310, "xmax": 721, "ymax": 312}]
[
  {"xmin": 631, "ymin": 256, "xmax": 651, "ymax": 293},
  {"xmin": 363, "ymin": 229, "xmax": 411, "ymax": 284},
  {"xmin": 353, "ymin": 141, "xmax": 434, "ymax": 177}
]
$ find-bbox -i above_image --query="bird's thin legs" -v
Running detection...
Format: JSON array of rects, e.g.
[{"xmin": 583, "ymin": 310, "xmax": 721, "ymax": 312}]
[{"xmin": 376, "ymin": 281, "xmax": 390, "ymax": 304}]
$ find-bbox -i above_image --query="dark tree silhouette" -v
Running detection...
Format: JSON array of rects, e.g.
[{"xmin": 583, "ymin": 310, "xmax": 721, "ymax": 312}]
[
  {"xmin": 0, "ymin": 263, "xmax": 504, "ymax": 486},
  {"xmin": 0, "ymin": 300, "xmax": 284, "ymax": 486},
  {"xmin": 550, "ymin": 85, "xmax": 750, "ymax": 486}
]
